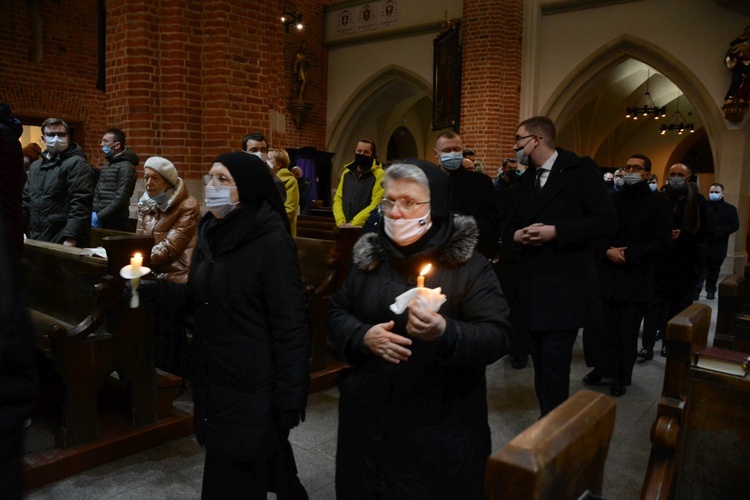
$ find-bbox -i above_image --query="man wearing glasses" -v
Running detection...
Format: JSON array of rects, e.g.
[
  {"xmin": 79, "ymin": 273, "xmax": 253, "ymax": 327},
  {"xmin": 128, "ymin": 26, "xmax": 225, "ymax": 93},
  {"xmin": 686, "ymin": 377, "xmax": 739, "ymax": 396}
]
[
  {"xmin": 23, "ymin": 117, "xmax": 94, "ymax": 247},
  {"xmin": 583, "ymin": 154, "xmax": 671, "ymax": 395},
  {"xmin": 504, "ymin": 116, "xmax": 616, "ymax": 416}
]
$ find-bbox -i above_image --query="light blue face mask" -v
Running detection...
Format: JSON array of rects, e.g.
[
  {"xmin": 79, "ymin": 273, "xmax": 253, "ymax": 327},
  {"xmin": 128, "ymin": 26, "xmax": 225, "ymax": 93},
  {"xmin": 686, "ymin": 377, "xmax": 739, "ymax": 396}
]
[
  {"xmin": 440, "ymin": 151, "xmax": 464, "ymax": 170},
  {"xmin": 150, "ymin": 190, "xmax": 169, "ymax": 205},
  {"xmin": 649, "ymin": 183, "xmax": 658, "ymax": 192},
  {"xmin": 709, "ymin": 192, "xmax": 722, "ymax": 201}
]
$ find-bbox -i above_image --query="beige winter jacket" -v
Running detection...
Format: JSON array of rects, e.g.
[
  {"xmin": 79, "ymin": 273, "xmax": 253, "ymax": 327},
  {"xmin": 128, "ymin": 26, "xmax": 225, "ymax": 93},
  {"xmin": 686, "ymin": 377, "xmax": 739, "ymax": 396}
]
[{"xmin": 135, "ymin": 178, "xmax": 200, "ymax": 283}]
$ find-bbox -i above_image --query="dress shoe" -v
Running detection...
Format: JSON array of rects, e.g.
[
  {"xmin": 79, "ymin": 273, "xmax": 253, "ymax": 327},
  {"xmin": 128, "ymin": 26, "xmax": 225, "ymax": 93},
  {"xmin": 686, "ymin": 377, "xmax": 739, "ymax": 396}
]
[
  {"xmin": 706, "ymin": 292, "xmax": 715, "ymax": 300},
  {"xmin": 693, "ymin": 291, "xmax": 701, "ymax": 301},
  {"xmin": 637, "ymin": 347, "xmax": 653, "ymax": 361},
  {"xmin": 511, "ymin": 354, "xmax": 528, "ymax": 370},
  {"xmin": 582, "ymin": 369, "xmax": 602, "ymax": 385},
  {"xmin": 661, "ymin": 344, "xmax": 667, "ymax": 357},
  {"xmin": 610, "ymin": 382, "xmax": 626, "ymax": 397}
]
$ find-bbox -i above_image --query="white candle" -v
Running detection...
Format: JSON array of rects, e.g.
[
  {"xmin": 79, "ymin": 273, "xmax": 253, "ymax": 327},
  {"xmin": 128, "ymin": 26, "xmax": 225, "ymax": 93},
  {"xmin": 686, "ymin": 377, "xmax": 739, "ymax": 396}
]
[
  {"xmin": 131, "ymin": 253, "xmax": 143, "ymax": 275},
  {"xmin": 417, "ymin": 263, "xmax": 431, "ymax": 288}
]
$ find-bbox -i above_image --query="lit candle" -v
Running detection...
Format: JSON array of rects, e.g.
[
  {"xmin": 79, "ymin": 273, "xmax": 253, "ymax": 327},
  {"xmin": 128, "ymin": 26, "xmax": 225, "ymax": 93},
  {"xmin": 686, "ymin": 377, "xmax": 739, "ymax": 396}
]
[
  {"xmin": 130, "ymin": 253, "xmax": 143, "ymax": 275},
  {"xmin": 417, "ymin": 263, "xmax": 431, "ymax": 288}
]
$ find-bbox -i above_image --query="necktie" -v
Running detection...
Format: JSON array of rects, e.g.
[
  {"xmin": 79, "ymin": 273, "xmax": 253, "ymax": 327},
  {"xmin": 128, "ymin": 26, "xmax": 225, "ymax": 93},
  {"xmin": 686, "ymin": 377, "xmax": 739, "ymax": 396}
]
[{"xmin": 534, "ymin": 167, "xmax": 544, "ymax": 194}]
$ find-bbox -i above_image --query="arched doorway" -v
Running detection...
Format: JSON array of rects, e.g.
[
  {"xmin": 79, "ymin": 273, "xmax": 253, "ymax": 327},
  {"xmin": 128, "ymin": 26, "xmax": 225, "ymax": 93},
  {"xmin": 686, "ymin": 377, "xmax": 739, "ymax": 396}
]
[{"xmin": 386, "ymin": 126, "xmax": 418, "ymax": 162}]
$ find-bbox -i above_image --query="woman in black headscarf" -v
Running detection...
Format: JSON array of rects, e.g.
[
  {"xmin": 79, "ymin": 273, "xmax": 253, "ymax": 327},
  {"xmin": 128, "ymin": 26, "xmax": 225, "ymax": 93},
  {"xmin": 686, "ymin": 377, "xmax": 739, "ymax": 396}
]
[
  {"xmin": 327, "ymin": 160, "xmax": 511, "ymax": 499},
  {"xmin": 137, "ymin": 152, "xmax": 309, "ymax": 499}
]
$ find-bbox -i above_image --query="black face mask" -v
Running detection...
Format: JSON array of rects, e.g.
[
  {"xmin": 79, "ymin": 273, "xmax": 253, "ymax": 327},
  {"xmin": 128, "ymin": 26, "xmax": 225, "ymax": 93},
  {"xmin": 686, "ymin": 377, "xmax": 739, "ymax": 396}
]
[
  {"xmin": 355, "ymin": 153, "xmax": 372, "ymax": 169},
  {"xmin": 605, "ymin": 180, "xmax": 614, "ymax": 189}
]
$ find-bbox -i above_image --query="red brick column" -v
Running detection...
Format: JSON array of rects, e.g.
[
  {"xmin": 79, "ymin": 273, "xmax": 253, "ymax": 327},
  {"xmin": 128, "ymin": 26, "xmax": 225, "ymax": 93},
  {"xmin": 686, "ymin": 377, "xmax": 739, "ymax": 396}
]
[{"xmin": 460, "ymin": 0, "xmax": 523, "ymax": 178}]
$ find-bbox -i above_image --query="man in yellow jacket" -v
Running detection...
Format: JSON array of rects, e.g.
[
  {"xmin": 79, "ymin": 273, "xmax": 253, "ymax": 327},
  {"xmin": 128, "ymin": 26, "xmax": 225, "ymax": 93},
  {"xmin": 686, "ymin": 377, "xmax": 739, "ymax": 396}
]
[{"xmin": 332, "ymin": 138, "xmax": 384, "ymax": 227}]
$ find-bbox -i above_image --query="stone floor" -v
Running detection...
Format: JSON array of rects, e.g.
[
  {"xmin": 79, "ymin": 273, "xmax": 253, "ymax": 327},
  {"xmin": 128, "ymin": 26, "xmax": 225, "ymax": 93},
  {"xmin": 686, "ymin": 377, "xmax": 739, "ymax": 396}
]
[{"xmin": 26, "ymin": 294, "xmax": 720, "ymax": 500}]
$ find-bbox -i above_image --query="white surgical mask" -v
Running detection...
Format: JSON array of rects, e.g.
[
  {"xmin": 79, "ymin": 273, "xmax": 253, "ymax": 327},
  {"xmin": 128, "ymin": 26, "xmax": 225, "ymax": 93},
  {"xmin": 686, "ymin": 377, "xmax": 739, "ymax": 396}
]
[
  {"xmin": 205, "ymin": 185, "xmax": 238, "ymax": 218},
  {"xmin": 252, "ymin": 151, "xmax": 268, "ymax": 164},
  {"xmin": 45, "ymin": 135, "xmax": 68, "ymax": 155},
  {"xmin": 624, "ymin": 173, "xmax": 643, "ymax": 186},
  {"xmin": 439, "ymin": 152, "xmax": 463, "ymax": 171},
  {"xmin": 614, "ymin": 176, "xmax": 624, "ymax": 188},
  {"xmin": 383, "ymin": 211, "xmax": 432, "ymax": 246}
]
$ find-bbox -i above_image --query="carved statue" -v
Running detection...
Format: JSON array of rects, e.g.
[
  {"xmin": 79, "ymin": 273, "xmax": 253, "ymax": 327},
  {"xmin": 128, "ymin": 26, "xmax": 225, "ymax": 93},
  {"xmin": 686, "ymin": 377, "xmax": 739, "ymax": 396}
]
[
  {"xmin": 293, "ymin": 43, "xmax": 310, "ymax": 101},
  {"xmin": 724, "ymin": 25, "xmax": 750, "ymax": 103}
]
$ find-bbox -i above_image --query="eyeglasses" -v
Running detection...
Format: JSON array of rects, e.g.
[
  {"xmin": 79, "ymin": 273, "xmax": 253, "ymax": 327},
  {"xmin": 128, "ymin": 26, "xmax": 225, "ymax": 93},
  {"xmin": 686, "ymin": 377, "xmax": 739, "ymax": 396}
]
[
  {"xmin": 624, "ymin": 164, "xmax": 647, "ymax": 172},
  {"xmin": 204, "ymin": 174, "xmax": 236, "ymax": 187},
  {"xmin": 378, "ymin": 198, "xmax": 429, "ymax": 215},
  {"xmin": 514, "ymin": 134, "xmax": 537, "ymax": 146},
  {"xmin": 44, "ymin": 131, "xmax": 68, "ymax": 138}
]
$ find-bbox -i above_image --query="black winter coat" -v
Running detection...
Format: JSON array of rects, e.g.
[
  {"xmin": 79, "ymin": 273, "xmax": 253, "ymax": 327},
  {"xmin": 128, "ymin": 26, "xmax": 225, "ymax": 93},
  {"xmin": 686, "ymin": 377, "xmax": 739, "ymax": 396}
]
[
  {"xmin": 596, "ymin": 181, "xmax": 672, "ymax": 302},
  {"xmin": 157, "ymin": 202, "xmax": 309, "ymax": 461},
  {"xmin": 446, "ymin": 166, "xmax": 502, "ymax": 258},
  {"xmin": 705, "ymin": 198, "xmax": 739, "ymax": 260},
  {"xmin": 23, "ymin": 144, "xmax": 94, "ymax": 247},
  {"xmin": 93, "ymin": 148, "xmax": 138, "ymax": 230},
  {"xmin": 327, "ymin": 216, "xmax": 511, "ymax": 500},
  {"xmin": 504, "ymin": 148, "xmax": 617, "ymax": 331}
]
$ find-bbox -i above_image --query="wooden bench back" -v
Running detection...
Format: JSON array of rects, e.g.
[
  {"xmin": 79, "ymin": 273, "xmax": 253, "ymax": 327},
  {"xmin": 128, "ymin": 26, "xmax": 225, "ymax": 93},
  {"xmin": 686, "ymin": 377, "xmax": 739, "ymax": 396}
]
[
  {"xmin": 485, "ymin": 390, "xmax": 616, "ymax": 500},
  {"xmin": 22, "ymin": 240, "xmax": 108, "ymax": 328},
  {"xmin": 640, "ymin": 303, "xmax": 711, "ymax": 499},
  {"xmin": 716, "ymin": 271, "xmax": 750, "ymax": 352},
  {"xmin": 295, "ymin": 236, "xmax": 336, "ymax": 293}
]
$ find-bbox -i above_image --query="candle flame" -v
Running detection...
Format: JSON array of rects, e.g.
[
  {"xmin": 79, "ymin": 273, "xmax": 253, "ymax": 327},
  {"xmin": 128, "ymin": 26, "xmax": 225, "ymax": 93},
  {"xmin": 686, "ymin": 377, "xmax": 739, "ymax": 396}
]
[
  {"xmin": 134, "ymin": 252, "xmax": 142, "ymax": 259},
  {"xmin": 420, "ymin": 264, "xmax": 431, "ymax": 276}
]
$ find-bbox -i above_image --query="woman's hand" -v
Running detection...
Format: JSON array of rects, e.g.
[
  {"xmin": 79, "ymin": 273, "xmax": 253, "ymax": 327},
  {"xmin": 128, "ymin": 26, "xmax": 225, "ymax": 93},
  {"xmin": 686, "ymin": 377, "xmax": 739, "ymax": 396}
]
[
  {"xmin": 363, "ymin": 320, "xmax": 412, "ymax": 364},
  {"xmin": 406, "ymin": 306, "xmax": 446, "ymax": 341}
]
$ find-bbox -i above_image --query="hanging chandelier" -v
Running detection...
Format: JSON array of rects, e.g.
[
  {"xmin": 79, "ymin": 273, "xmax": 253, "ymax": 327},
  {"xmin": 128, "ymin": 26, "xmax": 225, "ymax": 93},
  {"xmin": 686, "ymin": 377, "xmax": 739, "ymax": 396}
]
[
  {"xmin": 625, "ymin": 69, "xmax": 667, "ymax": 120},
  {"xmin": 660, "ymin": 93, "xmax": 695, "ymax": 135}
]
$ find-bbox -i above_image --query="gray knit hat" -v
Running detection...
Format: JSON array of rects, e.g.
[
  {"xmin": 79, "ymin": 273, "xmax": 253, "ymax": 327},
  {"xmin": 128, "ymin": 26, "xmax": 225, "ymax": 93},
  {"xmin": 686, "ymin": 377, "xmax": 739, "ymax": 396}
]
[{"xmin": 144, "ymin": 156, "xmax": 179, "ymax": 186}]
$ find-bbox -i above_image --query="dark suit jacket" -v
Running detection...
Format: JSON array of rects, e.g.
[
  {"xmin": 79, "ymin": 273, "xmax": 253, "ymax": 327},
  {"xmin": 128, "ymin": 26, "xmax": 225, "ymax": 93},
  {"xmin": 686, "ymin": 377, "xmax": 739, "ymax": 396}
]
[{"xmin": 504, "ymin": 148, "xmax": 617, "ymax": 331}]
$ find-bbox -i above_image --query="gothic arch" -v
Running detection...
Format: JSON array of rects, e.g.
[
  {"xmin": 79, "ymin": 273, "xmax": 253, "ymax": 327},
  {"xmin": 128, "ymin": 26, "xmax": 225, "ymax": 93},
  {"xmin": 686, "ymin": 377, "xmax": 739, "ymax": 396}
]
[
  {"xmin": 326, "ymin": 65, "xmax": 432, "ymax": 176},
  {"xmin": 543, "ymin": 34, "xmax": 726, "ymax": 161}
]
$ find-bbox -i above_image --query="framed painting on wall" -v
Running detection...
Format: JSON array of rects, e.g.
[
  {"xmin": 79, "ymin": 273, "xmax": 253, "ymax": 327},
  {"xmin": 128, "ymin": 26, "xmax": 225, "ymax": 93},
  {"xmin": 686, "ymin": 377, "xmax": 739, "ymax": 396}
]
[{"xmin": 432, "ymin": 21, "xmax": 462, "ymax": 131}]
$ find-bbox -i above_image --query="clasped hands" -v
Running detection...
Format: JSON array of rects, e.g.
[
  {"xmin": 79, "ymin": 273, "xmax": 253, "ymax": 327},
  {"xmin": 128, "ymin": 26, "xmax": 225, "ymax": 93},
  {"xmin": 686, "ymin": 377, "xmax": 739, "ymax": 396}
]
[
  {"xmin": 606, "ymin": 246, "xmax": 627, "ymax": 265},
  {"xmin": 514, "ymin": 223, "xmax": 556, "ymax": 246},
  {"xmin": 364, "ymin": 306, "xmax": 446, "ymax": 365}
]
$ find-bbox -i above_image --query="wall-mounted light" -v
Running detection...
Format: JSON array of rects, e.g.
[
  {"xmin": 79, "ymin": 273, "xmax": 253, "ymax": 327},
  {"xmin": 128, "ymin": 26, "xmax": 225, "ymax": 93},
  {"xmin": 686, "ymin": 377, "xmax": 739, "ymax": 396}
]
[{"xmin": 282, "ymin": 1, "xmax": 303, "ymax": 33}]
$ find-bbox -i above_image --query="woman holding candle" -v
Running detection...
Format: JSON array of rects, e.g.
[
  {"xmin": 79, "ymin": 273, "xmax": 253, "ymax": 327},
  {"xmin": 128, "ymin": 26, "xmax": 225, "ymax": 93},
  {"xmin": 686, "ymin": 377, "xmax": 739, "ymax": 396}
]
[
  {"xmin": 135, "ymin": 156, "xmax": 200, "ymax": 377},
  {"xmin": 327, "ymin": 161, "xmax": 511, "ymax": 499},
  {"xmin": 133, "ymin": 152, "xmax": 309, "ymax": 499}
]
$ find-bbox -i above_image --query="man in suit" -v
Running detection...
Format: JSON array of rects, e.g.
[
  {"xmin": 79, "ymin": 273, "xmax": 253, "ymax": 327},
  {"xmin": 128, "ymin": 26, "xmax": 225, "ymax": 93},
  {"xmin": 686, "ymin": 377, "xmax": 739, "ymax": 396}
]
[{"xmin": 505, "ymin": 116, "xmax": 617, "ymax": 416}]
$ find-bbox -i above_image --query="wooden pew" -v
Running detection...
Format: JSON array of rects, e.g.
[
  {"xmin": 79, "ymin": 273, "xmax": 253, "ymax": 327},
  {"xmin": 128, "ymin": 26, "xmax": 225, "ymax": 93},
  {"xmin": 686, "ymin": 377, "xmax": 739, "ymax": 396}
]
[
  {"xmin": 715, "ymin": 266, "xmax": 750, "ymax": 352},
  {"xmin": 641, "ymin": 304, "xmax": 716, "ymax": 499},
  {"xmin": 296, "ymin": 226, "xmax": 362, "ymax": 372},
  {"xmin": 295, "ymin": 236, "xmax": 337, "ymax": 371},
  {"xmin": 22, "ymin": 235, "xmax": 158, "ymax": 448},
  {"xmin": 297, "ymin": 215, "xmax": 336, "ymax": 241},
  {"xmin": 485, "ymin": 390, "xmax": 617, "ymax": 500}
]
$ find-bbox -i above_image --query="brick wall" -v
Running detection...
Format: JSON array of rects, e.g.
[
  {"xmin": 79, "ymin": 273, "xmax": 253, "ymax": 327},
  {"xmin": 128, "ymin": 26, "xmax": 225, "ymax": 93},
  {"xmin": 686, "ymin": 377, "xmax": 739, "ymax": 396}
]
[
  {"xmin": 2, "ymin": 0, "xmax": 329, "ymax": 177},
  {"xmin": 460, "ymin": 0, "xmax": 523, "ymax": 179},
  {"xmin": 1, "ymin": 0, "xmax": 106, "ymax": 158}
]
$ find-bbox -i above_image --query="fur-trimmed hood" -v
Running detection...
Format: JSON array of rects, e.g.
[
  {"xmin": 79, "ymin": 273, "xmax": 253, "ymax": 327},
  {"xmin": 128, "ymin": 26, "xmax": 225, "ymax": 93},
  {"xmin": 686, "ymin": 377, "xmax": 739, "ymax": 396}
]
[{"xmin": 353, "ymin": 215, "xmax": 479, "ymax": 271}]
